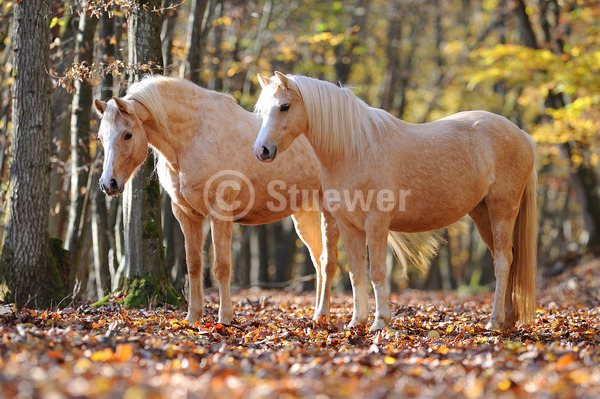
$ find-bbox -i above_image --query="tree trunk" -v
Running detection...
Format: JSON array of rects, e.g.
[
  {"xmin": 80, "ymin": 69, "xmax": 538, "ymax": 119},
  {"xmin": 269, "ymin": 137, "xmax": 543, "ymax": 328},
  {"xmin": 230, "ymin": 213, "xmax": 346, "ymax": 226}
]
[
  {"xmin": 235, "ymin": 226, "xmax": 252, "ymax": 287},
  {"xmin": 242, "ymin": 0, "xmax": 273, "ymax": 97},
  {"xmin": 181, "ymin": 0, "xmax": 217, "ymax": 84},
  {"xmin": 380, "ymin": 7, "xmax": 401, "ymax": 112},
  {"xmin": 334, "ymin": 0, "xmax": 368, "ymax": 83},
  {"xmin": 182, "ymin": 0, "xmax": 208, "ymax": 82},
  {"xmin": 65, "ymin": 3, "xmax": 98, "ymax": 289},
  {"xmin": 513, "ymin": 0, "xmax": 538, "ymax": 49},
  {"xmin": 92, "ymin": 10, "xmax": 118, "ymax": 299},
  {"xmin": 99, "ymin": 7, "xmax": 116, "ymax": 100},
  {"xmin": 49, "ymin": 11, "xmax": 78, "ymax": 239},
  {"xmin": 257, "ymin": 224, "xmax": 270, "ymax": 284},
  {"xmin": 123, "ymin": 0, "xmax": 179, "ymax": 307},
  {"xmin": 162, "ymin": 195, "xmax": 187, "ymax": 292},
  {"xmin": 273, "ymin": 221, "xmax": 296, "ymax": 283},
  {"xmin": 160, "ymin": 0, "xmax": 178, "ymax": 73},
  {"xmin": 208, "ymin": 0, "xmax": 224, "ymax": 91},
  {"xmin": 0, "ymin": 0, "xmax": 67, "ymax": 308}
]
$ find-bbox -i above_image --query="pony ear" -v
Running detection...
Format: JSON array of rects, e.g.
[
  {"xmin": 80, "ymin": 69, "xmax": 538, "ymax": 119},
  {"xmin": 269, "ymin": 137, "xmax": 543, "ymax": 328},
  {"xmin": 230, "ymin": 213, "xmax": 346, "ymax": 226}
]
[
  {"xmin": 112, "ymin": 96, "xmax": 130, "ymax": 114},
  {"xmin": 257, "ymin": 73, "xmax": 271, "ymax": 89},
  {"xmin": 94, "ymin": 98, "xmax": 107, "ymax": 116},
  {"xmin": 274, "ymin": 71, "xmax": 289, "ymax": 88}
]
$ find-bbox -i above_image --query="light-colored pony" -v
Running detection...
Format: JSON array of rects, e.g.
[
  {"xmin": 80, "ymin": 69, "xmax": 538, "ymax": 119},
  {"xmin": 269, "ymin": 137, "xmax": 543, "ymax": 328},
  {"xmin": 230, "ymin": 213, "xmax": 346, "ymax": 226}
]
[
  {"xmin": 93, "ymin": 76, "xmax": 340, "ymax": 324},
  {"xmin": 253, "ymin": 72, "xmax": 537, "ymax": 332}
]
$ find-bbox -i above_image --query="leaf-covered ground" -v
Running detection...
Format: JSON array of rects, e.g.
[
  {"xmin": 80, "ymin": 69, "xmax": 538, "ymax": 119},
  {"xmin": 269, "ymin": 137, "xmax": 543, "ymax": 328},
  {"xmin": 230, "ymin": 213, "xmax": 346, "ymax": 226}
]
[{"xmin": 1, "ymin": 260, "xmax": 599, "ymax": 398}]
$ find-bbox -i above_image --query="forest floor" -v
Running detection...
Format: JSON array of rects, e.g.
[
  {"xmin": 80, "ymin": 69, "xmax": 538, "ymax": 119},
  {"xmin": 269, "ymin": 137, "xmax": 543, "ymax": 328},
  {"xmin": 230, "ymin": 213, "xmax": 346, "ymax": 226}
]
[{"xmin": 1, "ymin": 259, "xmax": 599, "ymax": 398}]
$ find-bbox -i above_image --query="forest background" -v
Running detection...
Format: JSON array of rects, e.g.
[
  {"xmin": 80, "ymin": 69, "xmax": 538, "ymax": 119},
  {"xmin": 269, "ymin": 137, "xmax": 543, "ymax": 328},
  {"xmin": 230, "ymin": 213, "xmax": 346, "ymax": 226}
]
[{"xmin": 0, "ymin": 0, "xmax": 599, "ymax": 306}]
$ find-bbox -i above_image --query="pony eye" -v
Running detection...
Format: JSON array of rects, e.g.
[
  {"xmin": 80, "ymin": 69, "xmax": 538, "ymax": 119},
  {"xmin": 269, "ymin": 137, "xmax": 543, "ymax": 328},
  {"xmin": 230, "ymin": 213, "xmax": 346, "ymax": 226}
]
[
  {"xmin": 280, "ymin": 103, "xmax": 290, "ymax": 112},
  {"xmin": 124, "ymin": 132, "xmax": 132, "ymax": 140}
]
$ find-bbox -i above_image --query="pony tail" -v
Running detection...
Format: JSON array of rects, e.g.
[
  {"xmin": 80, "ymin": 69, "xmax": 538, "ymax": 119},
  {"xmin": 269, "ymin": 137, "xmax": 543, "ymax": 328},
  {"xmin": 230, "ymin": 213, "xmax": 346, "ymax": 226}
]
[
  {"xmin": 505, "ymin": 169, "xmax": 537, "ymax": 327},
  {"xmin": 387, "ymin": 231, "xmax": 442, "ymax": 278}
]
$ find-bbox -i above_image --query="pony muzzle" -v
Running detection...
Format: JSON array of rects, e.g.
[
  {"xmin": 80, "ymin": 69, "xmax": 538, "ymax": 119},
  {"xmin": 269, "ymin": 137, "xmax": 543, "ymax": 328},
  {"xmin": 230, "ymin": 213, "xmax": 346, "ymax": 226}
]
[
  {"xmin": 100, "ymin": 176, "xmax": 124, "ymax": 196},
  {"xmin": 254, "ymin": 144, "xmax": 278, "ymax": 162}
]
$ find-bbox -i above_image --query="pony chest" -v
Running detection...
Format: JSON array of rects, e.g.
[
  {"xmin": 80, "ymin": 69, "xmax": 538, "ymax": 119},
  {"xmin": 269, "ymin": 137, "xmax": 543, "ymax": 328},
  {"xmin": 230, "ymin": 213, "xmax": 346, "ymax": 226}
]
[{"xmin": 157, "ymin": 164, "xmax": 203, "ymax": 210}]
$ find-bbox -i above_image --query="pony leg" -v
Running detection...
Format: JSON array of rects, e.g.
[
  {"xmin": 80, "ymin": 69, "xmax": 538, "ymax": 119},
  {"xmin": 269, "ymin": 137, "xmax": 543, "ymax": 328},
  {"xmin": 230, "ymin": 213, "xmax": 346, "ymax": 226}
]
[
  {"xmin": 172, "ymin": 205, "xmax": 205, "ymax": 324},
  {"xmin": 337, "ymin": 222, "xmax": 368, "ymax": 327},
  {"xmin": 291, "ymin": 210, "xmax": 325, "ymax": 320},
  {"xmin": 366, "ymin": 221, "xmax": 392, "ymax": 332},
  {"xmin": 319, "ymin": 209, "xmax": 340, "ymax": 319},
  {"xmin": 485, "ymin": 205, "xmax": 519, "ymax": 330},
  {"xmin": 468, "ymin": 201, "xmax": 495, "ymax": 254},
  {"xmin": 210, "ymin": 219, "xmax": 234, "ymax": 324}
]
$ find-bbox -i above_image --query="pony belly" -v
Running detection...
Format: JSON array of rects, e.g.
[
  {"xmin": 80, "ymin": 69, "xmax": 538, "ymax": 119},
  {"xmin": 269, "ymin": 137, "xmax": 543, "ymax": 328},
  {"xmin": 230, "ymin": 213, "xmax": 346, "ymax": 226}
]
[
  {"xmin": 236, "ymin": 209, "xmax": 295, "ymax": 225},
  {"xmin": 388, "ymin": 213, "xmax": 463, "ymax": 233},
  {"xmin": 387, "ymin": 193, "xmax": 480, "ymax": 233}
]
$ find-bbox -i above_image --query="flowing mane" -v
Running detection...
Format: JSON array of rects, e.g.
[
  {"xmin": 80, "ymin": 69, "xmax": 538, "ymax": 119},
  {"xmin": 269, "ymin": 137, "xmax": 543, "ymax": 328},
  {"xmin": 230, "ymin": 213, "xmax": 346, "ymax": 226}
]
[
  {"xmin": 125, "ymin": 75, "xmax": 208, "ymax": 136},
  {"xmin": 282, "ymin": 75, "xmax": 397, "ymax": 158}
]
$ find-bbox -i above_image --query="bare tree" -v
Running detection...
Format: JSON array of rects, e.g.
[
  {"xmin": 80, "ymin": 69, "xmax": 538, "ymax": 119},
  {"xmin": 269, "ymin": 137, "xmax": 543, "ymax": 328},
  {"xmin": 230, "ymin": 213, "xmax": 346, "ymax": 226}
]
[
  {"xmin": 65, "ymin": 1, "xmax": 99, "ymax": 293},
  {"xmin": 0, "ymin": 0, "xmax": 67, "ymax": 307},
  {"xmin": 122, "ymin": 0, "xmax": 178, "ymax": 306}
]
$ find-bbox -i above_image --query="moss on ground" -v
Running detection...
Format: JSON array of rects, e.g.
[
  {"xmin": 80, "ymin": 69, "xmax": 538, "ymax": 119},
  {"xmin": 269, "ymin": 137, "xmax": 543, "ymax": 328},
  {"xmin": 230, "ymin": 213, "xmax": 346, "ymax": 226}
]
[{"xmin": 91, "ymin": 275, "xmax": 182, "ymax": 309}]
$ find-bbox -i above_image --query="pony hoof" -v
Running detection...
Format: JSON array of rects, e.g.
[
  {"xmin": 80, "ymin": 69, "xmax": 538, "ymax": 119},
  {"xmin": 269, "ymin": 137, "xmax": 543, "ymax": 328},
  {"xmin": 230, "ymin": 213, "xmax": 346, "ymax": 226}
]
[
  {"xmin": 185, "ymin": 311, "xmax": 203, "ymax": 324},
  {"xmin": 346, "ymin": 318, "xmax": 364, "ymax": 329},
  {"xmin": 313, "ymin": 309, "xmax": 330, "ymax": 322},
  {"xmin": 218, "ymin": 310, "xmax": 233, "ymax": 325},
  {"xmin": 485, "ymin": 319, "xmax": 501, "ymax": 331},
  {"xmin": 369, "ymin": 317, "xmax": 389, "ymax": 333},
  {"xmin": 313, "ymin": 313, "xmax": 327, "ymax": 323}
]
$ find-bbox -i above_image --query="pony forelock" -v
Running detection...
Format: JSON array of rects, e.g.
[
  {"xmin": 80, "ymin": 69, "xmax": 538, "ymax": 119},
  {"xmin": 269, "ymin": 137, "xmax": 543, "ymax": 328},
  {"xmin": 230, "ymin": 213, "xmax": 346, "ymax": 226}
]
[{"xmin": 287, "ymin": 75, "xmax": 396, "ymax": 158}]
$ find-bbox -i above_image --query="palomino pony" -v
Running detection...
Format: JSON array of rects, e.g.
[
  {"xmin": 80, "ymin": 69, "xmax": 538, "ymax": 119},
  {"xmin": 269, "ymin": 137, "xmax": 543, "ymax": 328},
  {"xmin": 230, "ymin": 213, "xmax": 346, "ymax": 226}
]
[
  {"xmin": 253, "ymin": 72, "xmax": 537, "ymax": 332},
  {"xmin": 93, "ymin": 76, "xmax": 340, "ymax": 324}
]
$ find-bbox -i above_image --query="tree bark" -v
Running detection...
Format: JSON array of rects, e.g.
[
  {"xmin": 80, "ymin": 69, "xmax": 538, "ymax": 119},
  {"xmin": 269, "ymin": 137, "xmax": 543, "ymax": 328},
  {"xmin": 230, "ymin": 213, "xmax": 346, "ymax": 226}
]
[
  {"xmin": 182, "ymin": 0, "xmax": 208, "ymax": 83},
  {"xmin": 208, "ymin": 0, "xmax": 224, "ymax": 91},
  {"xmin": 65, "ymin": 2, "xmax": 99, "ymax": 288},
  {"xmin": 513, "ymin": 0, "xmax": 538, "ymax": 49},
  {"xmin": 49, "ymin": 10, "xmax": 78, "ymax": 239},
  {"xmin": 235, "ymin": 226, "xmax": 252, "ymax": 287},
  {"xmin": 380, "ymin": 7, "xmax": 401, "ymax": 112},
  {"xmin": 334, "ymin": 0, "xmax": 368, "ymax": 83},
  {"xmin": 0, "ymin": 0, "xmax": 66, "ymax": 308},
  {"xmin": 92, "ymin": 10, "xmax": 118, "ymax": 299},
  {"xmin": 123, "ymin": 0, "xmax": 178, "ymax": 307},
  {"xmin": 242, "ymin": 0, "xmax": 273, "ymax": 97},
  {"xmin": 273, "ymin": 221, "xmax": 296, "ymax": 283},
  {"xmin": 160, "ymin": 0, "xmax": 178, "ymax": 73},
  {"xmin": 181, "ymin": 0, "xmax": 217, "ymax": 84},
  {"xmin": 257, "ymin": 225, "xmax": 270, "ymax": 284}
]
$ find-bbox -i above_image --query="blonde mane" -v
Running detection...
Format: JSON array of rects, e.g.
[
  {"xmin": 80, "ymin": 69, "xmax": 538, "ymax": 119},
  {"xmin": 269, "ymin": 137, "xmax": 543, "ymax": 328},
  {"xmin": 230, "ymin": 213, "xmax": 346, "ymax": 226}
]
[
  {"xmin": 287, "ymin": 75, "xmax": 397, "ymax": 158},
  {"xmin": 125, "ymin": 75, "xmax": 176, "ymax": 135}
]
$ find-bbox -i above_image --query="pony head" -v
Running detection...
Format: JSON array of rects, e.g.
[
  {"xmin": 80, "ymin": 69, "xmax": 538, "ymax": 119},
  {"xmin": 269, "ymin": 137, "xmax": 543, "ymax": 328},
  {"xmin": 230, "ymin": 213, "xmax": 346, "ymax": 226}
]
[
  {"xmin": 94, "ymin": 97, "xmax": 149, "ymax": 195},
  {"xmin": 253, "ymin": 71, "xmax": 307, "ymax": 162}
]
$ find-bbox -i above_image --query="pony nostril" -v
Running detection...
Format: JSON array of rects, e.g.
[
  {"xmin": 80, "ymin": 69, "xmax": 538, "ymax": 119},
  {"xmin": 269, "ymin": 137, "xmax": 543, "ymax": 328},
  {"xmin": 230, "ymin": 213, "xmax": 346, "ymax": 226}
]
[
  {"xmin": 110, "ymin": 178, "xmax": 119, "ymax": 191},
  {"xmin": 261, "ymin": 146, "xmax": 271, "ymax": 159}
]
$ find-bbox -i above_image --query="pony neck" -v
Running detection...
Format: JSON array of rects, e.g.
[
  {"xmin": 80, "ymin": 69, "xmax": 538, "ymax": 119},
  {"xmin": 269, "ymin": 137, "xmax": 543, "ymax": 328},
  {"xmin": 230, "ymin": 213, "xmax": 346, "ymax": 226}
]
[
  {"xmin": 287, "ymin": 75, "xmax": 400, "ymax": 168},
  {"xmin": 130, "ymin": 100, "xmax": 180, "ymax": 168},
  {"xmin": 134, "ymin": 87, "xmax": 259, "ymax": 170}
]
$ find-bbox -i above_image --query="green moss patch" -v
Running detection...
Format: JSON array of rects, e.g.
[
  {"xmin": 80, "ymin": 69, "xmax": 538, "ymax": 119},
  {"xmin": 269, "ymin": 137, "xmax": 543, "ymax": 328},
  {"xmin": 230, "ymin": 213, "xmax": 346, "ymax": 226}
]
[{"xmin": 91, "ymin": 275, "xmax": 182, "ymax": 309}]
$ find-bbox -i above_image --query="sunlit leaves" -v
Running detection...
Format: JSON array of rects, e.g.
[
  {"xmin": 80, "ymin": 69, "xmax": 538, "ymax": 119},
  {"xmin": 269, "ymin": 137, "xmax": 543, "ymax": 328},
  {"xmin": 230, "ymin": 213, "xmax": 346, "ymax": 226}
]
[{"xmin": 466, "ymin": 3, "xmax": 600, "ymax": 166}]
